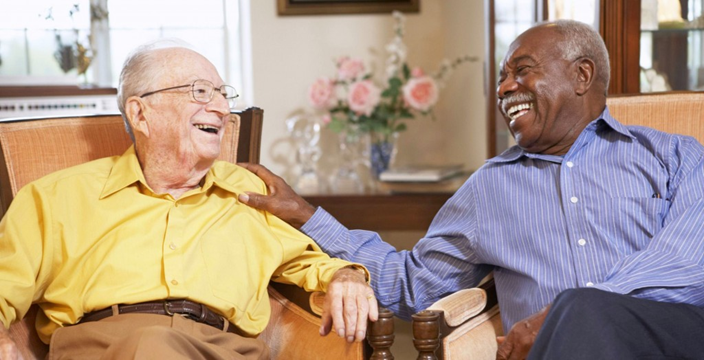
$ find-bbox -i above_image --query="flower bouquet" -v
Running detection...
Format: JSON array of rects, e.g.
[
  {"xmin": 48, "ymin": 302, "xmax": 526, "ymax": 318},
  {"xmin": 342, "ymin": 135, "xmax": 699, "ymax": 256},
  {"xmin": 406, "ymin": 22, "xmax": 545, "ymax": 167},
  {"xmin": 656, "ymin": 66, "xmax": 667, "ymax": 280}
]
[{"xmin": 308, "ymin": 11, "xmax": 476, "ymax": 179}]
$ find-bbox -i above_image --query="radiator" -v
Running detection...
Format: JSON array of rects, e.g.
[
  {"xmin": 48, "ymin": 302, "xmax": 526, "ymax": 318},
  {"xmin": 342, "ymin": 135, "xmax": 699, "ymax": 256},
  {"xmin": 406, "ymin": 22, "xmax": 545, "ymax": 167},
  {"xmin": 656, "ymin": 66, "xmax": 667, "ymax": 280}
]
[{"xmin": 0, "ymin": 95, "xmax": 119, "ymax": 120}]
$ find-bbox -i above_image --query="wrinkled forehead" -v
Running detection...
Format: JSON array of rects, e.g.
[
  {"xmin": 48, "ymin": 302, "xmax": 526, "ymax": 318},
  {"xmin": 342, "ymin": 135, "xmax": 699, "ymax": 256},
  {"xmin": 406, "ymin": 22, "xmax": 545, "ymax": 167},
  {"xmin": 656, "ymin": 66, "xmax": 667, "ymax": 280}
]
[
  {"xmin": 151, "ymin": 47, "xmax": 223, "ymax": 86},
  {"xmin": 501, "ymin": 26, "xmax": 563, "ymax": 70}
]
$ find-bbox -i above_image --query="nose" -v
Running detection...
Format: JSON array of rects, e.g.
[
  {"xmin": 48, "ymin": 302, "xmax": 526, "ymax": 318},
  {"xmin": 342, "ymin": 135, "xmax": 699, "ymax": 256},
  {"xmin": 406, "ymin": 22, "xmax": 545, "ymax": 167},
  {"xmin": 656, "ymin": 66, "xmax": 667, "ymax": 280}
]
[
  {"xmin": 206, "ymin": 93, "xmax": 231, "ymax": 116},
  {"xmin": 497, "ymin": 74, "xmax": 518, "ymax": 101}
]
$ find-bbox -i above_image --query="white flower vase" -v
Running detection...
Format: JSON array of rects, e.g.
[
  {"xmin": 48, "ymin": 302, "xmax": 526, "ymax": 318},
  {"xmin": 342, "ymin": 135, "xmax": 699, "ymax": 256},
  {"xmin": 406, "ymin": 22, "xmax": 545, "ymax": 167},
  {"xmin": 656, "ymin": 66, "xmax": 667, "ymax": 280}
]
[
  {"xmin": 370, "ymin": 131, "xmax": 399, "ymax": 179},
  {"xmin": 330, "ymin": 127, "xmax": 366, "ymax": 194}
]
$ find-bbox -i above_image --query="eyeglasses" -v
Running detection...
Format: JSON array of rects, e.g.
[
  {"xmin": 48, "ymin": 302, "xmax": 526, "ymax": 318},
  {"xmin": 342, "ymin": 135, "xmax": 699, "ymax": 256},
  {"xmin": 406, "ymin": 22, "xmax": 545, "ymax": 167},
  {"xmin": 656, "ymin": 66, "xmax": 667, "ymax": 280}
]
[{"xmin": 140, "ymin": 79, "xmax": 239, "ymax": 109}]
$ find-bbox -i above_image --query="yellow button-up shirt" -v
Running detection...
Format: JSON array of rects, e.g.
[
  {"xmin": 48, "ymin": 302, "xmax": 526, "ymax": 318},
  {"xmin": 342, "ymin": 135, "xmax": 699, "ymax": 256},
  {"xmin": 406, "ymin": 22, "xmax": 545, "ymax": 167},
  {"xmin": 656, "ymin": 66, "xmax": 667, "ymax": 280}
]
[{"xmin": 0, "ymin": 146, "xmax": 361, "ymax": 343}]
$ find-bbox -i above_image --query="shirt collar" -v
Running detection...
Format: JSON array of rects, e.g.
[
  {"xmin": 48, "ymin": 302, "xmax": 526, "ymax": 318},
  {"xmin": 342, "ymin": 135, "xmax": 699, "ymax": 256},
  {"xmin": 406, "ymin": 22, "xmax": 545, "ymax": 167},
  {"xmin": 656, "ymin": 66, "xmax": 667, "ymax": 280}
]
[
  {"xmin": 100, "ymin": 146, "xmax": 239, "ymax": 199},
  {"xmin": 100, "ymin": 146, "xmax": 144, "ymax": 199},
  {"xmin": 486, "ymin": 105, "xmax": 636, "ymax": 164}
]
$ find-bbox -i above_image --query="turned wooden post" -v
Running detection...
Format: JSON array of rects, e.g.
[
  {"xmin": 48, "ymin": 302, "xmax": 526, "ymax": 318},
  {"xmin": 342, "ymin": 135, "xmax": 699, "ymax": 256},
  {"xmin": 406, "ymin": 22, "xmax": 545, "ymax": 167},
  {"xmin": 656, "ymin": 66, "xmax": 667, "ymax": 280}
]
[
  {"xmin": 412, "ymin": 310, "xmax": 441, "ymax": 360},
  {"xmin": 367, "ymin": 307, "xmax": 395, "ymax": 360}
]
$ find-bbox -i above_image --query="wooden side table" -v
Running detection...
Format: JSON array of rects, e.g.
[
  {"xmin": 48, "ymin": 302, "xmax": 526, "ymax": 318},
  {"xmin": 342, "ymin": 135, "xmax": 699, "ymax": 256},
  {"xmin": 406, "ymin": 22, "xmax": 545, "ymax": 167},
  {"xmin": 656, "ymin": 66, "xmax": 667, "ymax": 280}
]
[{"xmin": 303, "ymin": 192, "xmax": 453, "ymax": 231}]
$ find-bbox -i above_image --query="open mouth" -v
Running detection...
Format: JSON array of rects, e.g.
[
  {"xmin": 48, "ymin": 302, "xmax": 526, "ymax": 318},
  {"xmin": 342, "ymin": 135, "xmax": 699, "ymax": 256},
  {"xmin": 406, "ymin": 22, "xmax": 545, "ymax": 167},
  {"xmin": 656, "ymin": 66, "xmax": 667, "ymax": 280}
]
[
  {"xmin": 194, "ymin": 124, "xmax": 219, "ymax": 134},
  {"xmin": 506, "ymin": 103, "xmax": 533, "ymax": 121}
]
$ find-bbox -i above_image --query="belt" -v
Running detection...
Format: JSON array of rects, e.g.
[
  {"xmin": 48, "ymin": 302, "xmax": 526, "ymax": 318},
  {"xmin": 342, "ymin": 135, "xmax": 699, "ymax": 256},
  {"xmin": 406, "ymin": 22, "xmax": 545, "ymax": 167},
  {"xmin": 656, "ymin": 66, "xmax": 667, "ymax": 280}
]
[{"xmin": 79, "ymin": 299, "xmax": 237, "ymax": 334}]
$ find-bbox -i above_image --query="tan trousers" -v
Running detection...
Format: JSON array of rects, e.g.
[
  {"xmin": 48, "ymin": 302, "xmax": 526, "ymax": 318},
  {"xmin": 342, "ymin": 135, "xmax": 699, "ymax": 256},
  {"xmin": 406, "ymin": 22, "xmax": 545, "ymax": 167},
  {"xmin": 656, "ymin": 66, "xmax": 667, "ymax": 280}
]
[{"xmin": 48, "ymin": 313, "xmax": 270, "ymax": 360}]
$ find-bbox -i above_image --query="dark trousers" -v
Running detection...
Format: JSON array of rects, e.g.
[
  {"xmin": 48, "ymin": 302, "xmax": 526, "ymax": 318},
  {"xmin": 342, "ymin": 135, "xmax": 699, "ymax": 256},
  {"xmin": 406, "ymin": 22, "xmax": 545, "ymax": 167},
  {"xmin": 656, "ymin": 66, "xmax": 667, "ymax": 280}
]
[{"xmin": 529, "ymin": 288, "xmax": 704, "ymax": 360}]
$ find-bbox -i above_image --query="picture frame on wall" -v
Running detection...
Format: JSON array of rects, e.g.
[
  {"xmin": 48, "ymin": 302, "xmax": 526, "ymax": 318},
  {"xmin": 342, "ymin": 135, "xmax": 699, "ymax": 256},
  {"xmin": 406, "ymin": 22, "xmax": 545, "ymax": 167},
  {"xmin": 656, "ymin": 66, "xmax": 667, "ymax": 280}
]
[{"xmin": 277, "ymin": 0, "xmax": 420, "ymax": 16}]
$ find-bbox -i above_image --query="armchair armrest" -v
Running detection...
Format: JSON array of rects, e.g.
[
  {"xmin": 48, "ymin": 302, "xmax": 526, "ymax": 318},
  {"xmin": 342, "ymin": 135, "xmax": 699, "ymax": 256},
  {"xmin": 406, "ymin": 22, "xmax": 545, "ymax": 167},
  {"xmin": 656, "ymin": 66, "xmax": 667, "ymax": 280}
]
[
  {"xmin": 263, "ymin": 282, "xmax": 396, "ymax": 359},
  {"xmin": 412, "ymin": 278, "xmax": 503, "ymax": 360}
]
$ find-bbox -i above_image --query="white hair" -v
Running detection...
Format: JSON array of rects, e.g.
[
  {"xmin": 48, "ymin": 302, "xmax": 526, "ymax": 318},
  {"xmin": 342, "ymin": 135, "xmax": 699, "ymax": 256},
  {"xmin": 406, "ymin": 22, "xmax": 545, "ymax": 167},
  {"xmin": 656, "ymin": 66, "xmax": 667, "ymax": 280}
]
[
  {"xmin": 117, "ymin": 38, "xmax": 196, "ymax": 142},
  {"xmin": 537, "ymin": 20, "xmax": 610, "ymax": 94}
]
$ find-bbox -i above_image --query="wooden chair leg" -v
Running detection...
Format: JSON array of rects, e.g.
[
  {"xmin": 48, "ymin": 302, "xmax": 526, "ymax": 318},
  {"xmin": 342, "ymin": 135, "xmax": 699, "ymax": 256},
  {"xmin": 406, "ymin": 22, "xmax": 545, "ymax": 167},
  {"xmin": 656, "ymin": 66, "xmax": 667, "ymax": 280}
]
[
  {"xmin": 412, "ymin": 310, "xmax": 441, "ymax": 360},
  {"xmin": 367, "ymin": 308, "xmax": 395, "ymax": 359}
]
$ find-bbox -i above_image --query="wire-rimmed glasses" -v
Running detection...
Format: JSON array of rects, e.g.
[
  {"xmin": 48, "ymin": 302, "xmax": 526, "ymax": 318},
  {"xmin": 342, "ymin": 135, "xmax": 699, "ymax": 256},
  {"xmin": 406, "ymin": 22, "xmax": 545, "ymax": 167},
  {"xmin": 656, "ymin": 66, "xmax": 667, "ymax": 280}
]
[{"xmin": 140, "ymin": 79, "xmax": 239, "ymax": 109}]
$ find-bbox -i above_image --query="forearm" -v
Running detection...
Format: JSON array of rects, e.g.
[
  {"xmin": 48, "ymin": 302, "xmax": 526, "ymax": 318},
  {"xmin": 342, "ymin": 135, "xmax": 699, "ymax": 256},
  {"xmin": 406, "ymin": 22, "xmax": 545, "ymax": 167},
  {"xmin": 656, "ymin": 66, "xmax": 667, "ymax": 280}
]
[
  {"xmin": 302, "ymin": 208, "xmax": 486, "ymax": 320},
  {"xmin": 596, "ymin": 198, "xmax": 704, "ymax": 303}
]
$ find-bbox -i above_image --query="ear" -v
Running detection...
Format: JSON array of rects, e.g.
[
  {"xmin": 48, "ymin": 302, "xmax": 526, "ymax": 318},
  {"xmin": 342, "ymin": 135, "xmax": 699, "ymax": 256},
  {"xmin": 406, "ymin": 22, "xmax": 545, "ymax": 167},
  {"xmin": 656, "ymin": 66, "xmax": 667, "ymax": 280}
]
[
  {"xmin": 125, "ymin": 96, "xmax": 150, "ymax": 138},
  {"xmin": 574, "ymin": 57, "xmax": 596, "ymax": 96}
]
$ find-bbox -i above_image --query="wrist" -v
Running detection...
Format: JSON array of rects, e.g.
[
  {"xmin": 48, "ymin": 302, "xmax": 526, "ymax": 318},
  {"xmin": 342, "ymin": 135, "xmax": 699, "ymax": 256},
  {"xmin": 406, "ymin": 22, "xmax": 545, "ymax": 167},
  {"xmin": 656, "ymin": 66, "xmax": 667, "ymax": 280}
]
[{"xmin": 336, "ymin": 265, "xmax": 369, "ymax": 282}]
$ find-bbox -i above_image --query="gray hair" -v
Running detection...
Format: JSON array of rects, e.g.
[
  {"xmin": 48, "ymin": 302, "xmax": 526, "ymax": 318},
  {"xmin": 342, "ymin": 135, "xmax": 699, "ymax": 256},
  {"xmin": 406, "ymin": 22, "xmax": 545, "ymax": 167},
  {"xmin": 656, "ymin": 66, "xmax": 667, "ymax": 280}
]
[
  {"xmin": 537, "ymin": 20, "xmax": 610, "ymax": 94},
  {"xmin": 117, "ymin": 38, "xmax": 195, "ymax": 142}
]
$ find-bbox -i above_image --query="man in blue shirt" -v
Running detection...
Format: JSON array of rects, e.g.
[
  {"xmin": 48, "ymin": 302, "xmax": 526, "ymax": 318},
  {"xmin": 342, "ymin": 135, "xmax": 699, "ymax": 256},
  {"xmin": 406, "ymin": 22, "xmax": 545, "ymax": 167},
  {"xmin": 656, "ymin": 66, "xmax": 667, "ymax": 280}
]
[{"xmin": 239, "ymin": 20, "xmax": 704, "ymax": 359}]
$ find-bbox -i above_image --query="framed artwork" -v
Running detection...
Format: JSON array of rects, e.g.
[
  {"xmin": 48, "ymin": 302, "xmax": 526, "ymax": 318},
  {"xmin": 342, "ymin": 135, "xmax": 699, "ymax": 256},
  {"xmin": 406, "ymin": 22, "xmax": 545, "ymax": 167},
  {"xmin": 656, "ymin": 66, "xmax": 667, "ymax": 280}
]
[{"xmin": 277, "ymin": 0, "xmax": 420, "ymax": 16}]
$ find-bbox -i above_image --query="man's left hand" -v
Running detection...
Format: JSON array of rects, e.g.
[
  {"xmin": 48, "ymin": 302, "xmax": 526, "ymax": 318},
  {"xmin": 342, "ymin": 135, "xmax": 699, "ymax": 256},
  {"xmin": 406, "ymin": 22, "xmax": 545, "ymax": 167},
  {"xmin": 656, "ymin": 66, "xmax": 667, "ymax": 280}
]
[
  {"xmin": 496, "ymin": 304, "xmax": 551, "ymax": 360},
  {"xmin": 320, "ymin": 267, "xmax": 379, "ymax": 343}
]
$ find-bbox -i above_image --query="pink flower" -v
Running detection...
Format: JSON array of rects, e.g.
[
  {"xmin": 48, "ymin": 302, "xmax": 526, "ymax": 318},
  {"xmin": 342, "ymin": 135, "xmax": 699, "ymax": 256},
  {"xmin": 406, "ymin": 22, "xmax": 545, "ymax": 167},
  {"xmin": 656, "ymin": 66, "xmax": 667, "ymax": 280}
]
[
  {"xmin": 410, "ymin": 66, "xmax": 425, "ymax": 78},
  {"xmin": 337, "ymin": 57, "xmax": 365, "ymax": 81},
  {"xmin": 402, "ymin": 76, "xmax": 439, "ymax": 112},
  {"xmin": 308, "ymin": 77, "xmax": 336, "ymax": 109},
  {"xmin": 321, "ymin": 113, "xmax": 332, "ymax": 125},
  {"xmin": 348, "ymin": 80, "xmax": 381, "ymax": 116}
]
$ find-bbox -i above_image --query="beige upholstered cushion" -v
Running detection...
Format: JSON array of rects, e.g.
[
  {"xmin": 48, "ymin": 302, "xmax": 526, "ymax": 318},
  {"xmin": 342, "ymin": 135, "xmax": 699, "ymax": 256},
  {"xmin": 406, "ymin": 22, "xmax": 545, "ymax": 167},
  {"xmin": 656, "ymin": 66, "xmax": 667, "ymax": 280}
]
[
  {"xmin": 442, "ymin": 306, "xmax": 502, "ymax": 360},
  {"xmin": 607, "ymin": 92, "xmax": 704, "ymax": 143}
]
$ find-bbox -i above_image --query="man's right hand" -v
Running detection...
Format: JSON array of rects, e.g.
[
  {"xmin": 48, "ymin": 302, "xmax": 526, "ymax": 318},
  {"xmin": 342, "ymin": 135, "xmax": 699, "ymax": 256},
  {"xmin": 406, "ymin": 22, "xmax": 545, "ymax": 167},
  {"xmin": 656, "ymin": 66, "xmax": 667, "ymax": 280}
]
[
  {"xmin": 0, "ymin": 327, "xmax": 22, "ymax": 360},
  {"xmin": 237, "ymin": 163, "xmax": 316, "ymax": 229}
]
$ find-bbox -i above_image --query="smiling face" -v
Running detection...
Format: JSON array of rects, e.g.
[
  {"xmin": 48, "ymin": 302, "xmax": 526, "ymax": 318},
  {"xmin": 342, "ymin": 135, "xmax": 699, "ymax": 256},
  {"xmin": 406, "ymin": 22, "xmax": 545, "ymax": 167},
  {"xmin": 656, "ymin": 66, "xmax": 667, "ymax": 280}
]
[
  {"xmin": 497, "ymin": 25, "xmax": 594, "ymax": 155},
  {"xmin": 132, "ymin": 48, "xmax": 230, "ymax": 171}
]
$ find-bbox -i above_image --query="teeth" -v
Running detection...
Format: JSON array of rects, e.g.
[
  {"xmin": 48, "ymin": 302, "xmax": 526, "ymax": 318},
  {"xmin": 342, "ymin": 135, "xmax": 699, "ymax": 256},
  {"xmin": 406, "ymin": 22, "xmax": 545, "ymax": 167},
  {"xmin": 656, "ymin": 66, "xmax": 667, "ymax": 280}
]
[
  {"xmin": 507, "ymin": 103, "xmax": 532, "ymax": 120},
  {"xmin": 194, "ymin": 124, "xmax": 218, "ymax": 134}
]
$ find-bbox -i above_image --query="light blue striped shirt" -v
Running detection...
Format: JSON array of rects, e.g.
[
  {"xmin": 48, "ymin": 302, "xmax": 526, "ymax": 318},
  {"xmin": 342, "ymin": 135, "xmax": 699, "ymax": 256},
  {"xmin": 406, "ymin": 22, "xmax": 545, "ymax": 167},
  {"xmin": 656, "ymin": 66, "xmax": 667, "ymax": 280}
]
[{"xmin": 301, "ymin": 107, "xmax": 704, "ymax": 330}]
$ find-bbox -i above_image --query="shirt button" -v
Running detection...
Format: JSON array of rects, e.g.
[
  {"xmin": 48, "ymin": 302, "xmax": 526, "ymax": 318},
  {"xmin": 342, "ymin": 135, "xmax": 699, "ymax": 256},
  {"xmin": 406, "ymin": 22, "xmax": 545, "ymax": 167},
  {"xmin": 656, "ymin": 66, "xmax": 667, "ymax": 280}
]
[
  {"xmin": 171, "ymin": 279, "xmax": 179, "ymax": 285},
  {"xmin": 578, "ymin": 239, "xmax": 587, "ymax": 246},
  {"xmin": 570, "ymin": 196, "xmax": 579, "ymax": 203},
  {"xmin": 169, "ymin": 243, "xmax": 177, "ymax": 250},
  {"xmin": 566, "ymin": 161, "xmax": 574, "ymax": 168},
  {"xmin": 586, "ymin": 282, "xmax": 594, "ymax": 287}
]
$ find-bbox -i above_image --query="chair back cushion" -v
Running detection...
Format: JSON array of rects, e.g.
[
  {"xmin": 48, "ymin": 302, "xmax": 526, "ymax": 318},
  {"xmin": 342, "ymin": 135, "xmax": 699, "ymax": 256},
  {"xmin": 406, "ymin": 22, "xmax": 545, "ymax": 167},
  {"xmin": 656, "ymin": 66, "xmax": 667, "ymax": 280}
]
[
  {"xmin": 0, "ymin": 113, "xmax": 242, "ymax": 216},
  {"xmin": 607, "ymin": 92, "xmax": 704, "ymax": 144}
]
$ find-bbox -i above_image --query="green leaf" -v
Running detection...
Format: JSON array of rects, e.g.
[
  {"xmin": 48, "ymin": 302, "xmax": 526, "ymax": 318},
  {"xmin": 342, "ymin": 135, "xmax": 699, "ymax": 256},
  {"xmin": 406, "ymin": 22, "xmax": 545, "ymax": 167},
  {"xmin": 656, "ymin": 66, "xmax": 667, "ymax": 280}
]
[
  {"xmin": 400, "ymin": 109, "xmax": 414, "ymax": 118},
  {"xmin": 328, "ymin": 119, "xmax": 345, "ymax": 133},
  {"xmin": 388, "ymin": 77, "xmax": 402, "ymax": 88},
  {"xmin": 395, "ymin": 123, "xmax": 407, "ymax": 132},
  {"xmin": 403, "ymin": 63, "xmax": 410, "ymax": 80}
]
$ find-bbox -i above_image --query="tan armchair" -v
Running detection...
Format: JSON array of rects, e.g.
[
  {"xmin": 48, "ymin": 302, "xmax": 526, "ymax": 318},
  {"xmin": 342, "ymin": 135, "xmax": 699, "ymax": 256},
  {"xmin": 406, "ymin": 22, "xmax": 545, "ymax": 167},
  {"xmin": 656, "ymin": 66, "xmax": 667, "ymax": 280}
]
[
  {"xmin": 411, "ymin": 92, "xmax": 704, "ymax": 359},
  {"xmin": 0, "ymin": 108, "xmax": 394, "ymax": 359}
]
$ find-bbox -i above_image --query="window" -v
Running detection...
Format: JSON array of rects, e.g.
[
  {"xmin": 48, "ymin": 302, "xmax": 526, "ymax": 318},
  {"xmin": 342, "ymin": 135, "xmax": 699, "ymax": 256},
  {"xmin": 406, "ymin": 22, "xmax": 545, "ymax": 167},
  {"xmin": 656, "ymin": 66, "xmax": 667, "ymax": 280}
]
[
  {"xmin": 0, "ymin": 0, "xmax": 92, "ymax": 83},
  {"xmin": 0, "ymin": 0, "xmax": 249, "ymax": 105}
]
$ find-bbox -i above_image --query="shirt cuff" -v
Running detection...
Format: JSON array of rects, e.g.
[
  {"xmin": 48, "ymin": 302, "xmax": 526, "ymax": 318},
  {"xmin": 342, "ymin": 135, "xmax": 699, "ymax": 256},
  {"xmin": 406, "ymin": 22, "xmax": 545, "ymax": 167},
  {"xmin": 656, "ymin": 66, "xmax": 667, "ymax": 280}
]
[
  {"xmin": 338, "ymin": 264, "xmax": 371, "ymax": 283},
  {"xmin": 300, "ymin": 207, "xmax": 348, "ymax": 249}
]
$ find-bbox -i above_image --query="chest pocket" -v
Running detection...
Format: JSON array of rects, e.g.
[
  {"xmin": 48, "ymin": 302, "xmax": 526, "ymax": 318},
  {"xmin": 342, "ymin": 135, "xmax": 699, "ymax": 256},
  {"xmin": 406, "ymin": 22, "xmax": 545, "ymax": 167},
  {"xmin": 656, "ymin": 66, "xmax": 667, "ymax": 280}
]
[{"xmin": 593, "ymin": 197, "xmax": 669, "ymax": 254}]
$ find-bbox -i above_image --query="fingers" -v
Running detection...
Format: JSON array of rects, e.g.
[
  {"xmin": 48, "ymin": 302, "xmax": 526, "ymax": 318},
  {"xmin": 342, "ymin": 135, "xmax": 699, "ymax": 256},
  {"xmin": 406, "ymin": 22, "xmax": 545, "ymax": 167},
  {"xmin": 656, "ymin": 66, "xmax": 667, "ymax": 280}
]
[
  {"xmin": 330, "ymin": 291, "xmax": 347, "ymax": 340},
  {"xmin": 238, "ymin": 191, "xmax": 266, "ymax": 209},
  {"xmin": 321, "ymin": 270, "xmax": 378, "ymax": 343},
  {"xmin": 354, "ymin": 294, "xmax": 370, "ymax": 342},
  {"xmin": 496, "ymin": 338, "xmax": 513, "ymax": 360},
  {"xmin": 368, "ymin": 293, "xmax": 379, "ymax": 322},
  {"xmin": 237, "ymin": 163, "xmax": 280, "ymax": 185},
  {"xmin": 319, "ymin": 309, "xmax": 333, "ymax": 336}
]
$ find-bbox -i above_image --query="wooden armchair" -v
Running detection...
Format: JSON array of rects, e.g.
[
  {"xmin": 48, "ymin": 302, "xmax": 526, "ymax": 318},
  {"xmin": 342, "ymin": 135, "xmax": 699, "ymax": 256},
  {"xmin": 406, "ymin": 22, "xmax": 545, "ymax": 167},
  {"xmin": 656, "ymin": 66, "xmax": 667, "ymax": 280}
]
[
  {"xmin": 0, "ymin": 108, "xmax": 395, "ymax": 359},
  {"xmin": 411, "ymin": 91, "xmax": 704, "ymax": 359}
]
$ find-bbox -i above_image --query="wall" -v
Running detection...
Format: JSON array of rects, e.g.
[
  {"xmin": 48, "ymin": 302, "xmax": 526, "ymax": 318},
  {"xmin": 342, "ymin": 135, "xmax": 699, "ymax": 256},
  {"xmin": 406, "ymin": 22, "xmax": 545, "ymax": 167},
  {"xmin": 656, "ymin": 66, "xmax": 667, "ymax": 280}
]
[{"xmin": 248, "ymin": 1, "xmax": 487, "ymax": 183}]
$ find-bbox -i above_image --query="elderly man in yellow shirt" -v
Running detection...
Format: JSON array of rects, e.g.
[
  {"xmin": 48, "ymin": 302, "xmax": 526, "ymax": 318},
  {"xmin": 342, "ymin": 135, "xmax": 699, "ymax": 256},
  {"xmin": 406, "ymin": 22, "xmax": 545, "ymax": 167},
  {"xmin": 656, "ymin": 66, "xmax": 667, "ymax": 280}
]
[{"xmin": 0, "ymin": 41, "xmax": 377, "ymax": 359}]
